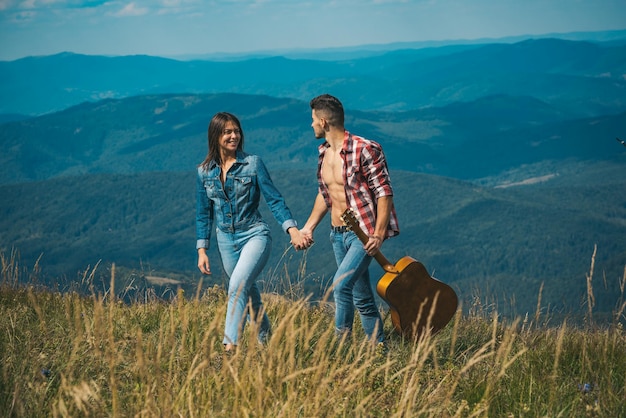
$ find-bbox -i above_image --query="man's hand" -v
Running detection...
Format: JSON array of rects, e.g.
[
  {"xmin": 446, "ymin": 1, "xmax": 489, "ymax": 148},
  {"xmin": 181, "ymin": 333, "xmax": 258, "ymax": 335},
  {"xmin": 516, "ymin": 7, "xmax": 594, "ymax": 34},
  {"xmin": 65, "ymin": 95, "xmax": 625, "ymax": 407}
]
[
  {"xmin": 364, "ymin": 235, "xmax": 383, "ymax": 256},
  {"xmin": 301, "ymin": 227, "xmax": 315, "ymax": 249},
  {"xmin": 290, "ymin": 227, "xmax": 314, "ymax": 250}
]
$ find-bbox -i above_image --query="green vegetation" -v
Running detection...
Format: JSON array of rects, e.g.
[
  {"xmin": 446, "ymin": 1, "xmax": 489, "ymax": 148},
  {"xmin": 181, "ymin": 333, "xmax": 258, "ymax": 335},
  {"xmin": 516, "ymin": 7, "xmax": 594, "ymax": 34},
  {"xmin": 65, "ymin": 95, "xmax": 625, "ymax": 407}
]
[
  {"xmin": 1, "ymin": 61, "xmax": 624, "ymax": 326},
  {"xmin": 1, "ymin": 250, "xmax": 625, "ymax": 417},
  {"xmin": 2, "ymin": 166, "xmax": 625, "ymax": 319},
  {"xmin": 3, "ymin": 93, "xmax": 625, "ymax": 184}
]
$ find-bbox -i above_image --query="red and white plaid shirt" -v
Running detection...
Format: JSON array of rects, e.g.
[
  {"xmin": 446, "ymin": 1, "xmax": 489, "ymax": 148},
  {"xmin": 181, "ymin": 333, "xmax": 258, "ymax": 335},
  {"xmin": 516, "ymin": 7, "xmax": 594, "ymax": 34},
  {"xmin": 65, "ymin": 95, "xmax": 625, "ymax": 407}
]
[{"xmin": 317, "ymin": 130, "xmax": 400, "ymax": 238}]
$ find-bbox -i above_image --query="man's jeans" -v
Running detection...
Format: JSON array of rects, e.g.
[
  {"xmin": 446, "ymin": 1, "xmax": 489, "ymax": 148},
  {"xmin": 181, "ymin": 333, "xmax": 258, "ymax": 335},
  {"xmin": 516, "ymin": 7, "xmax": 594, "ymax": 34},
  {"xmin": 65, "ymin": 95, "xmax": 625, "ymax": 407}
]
[
  {"xmin": 330, "ymin": 229, "xmax": 385, "ymax": 343},
  {"xmin": 217, "ymin": 223, "xmax": 272, "ymax": 346}
]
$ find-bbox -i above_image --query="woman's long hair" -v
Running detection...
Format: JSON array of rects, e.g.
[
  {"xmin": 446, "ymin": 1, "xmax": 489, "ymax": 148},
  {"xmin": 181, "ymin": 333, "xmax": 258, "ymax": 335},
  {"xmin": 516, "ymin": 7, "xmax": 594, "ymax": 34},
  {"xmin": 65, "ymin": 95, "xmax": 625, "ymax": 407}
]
[{"xmin": 199, "ymin": 112, "xmax": 245, "ymax": 171}]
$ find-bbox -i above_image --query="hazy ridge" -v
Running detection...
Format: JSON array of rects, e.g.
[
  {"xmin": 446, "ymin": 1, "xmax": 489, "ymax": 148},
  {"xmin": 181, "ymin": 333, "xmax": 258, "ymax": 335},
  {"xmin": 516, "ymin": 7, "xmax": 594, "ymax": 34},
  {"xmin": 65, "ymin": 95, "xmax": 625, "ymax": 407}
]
[{"xmin": 1, "ymin": 37, "xmax": 625, "ymax": 116}]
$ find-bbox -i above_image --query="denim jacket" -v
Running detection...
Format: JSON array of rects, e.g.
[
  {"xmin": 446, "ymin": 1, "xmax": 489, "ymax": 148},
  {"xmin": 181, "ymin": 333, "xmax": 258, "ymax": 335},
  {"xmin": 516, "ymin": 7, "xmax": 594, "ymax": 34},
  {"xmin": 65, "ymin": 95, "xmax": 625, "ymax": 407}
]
[{"xmin": 196, "ymin": 151, "xmax": 296, "ymax": 250}]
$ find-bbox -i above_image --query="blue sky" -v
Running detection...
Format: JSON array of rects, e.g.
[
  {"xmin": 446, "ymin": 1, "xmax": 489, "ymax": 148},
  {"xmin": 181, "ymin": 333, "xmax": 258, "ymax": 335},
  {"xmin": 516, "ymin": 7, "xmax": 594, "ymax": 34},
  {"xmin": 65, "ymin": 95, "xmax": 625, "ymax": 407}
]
[{"xmin": 0, "ymin": 0, "xmax": 624, "ymax": 61}]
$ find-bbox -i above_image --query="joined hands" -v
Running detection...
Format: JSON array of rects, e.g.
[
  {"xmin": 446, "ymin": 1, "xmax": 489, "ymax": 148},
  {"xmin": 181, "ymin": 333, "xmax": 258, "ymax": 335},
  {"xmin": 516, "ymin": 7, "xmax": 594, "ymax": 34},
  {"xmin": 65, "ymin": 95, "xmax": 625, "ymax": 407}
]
[{"xmin": 289, "ymin": 227, "xmax": 314, "ymax": 251}]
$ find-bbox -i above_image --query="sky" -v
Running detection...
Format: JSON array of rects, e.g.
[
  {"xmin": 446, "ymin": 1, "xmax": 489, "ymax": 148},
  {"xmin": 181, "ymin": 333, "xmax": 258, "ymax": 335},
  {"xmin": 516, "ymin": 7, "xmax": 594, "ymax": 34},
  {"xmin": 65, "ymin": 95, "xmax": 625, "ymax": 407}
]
[{"xmin": 0, "ymin": 0, "xmax": 625, "ymax": 61}]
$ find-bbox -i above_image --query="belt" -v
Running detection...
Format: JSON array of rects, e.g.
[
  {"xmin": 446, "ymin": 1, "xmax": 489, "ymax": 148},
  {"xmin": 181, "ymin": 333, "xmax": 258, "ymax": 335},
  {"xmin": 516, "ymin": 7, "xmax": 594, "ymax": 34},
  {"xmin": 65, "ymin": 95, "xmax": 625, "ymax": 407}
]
[{"xmin": 331, "ymin": 225, "xmax": 349, "ymax": 233}]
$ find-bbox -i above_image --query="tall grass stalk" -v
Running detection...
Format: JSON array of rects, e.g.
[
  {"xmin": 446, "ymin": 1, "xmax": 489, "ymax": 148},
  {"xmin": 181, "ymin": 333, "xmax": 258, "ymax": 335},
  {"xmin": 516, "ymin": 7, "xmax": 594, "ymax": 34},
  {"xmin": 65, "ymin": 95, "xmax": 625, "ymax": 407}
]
[
  {"xmin": 586, "ymin": 244, "xmax": 597, "ymax": 326},
  {"xmin": 1, "ymin": 250, "xmax": 625, "ymax": 417}
]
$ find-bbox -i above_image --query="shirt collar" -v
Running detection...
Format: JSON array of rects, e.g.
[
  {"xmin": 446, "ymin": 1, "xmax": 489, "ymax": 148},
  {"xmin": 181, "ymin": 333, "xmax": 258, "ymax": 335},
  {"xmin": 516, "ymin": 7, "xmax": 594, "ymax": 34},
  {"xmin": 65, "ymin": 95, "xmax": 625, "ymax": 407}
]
[
  {"xmin": 342, "ymin": 130, "xmax": 353, "ymax": 154},
  {"xmin": 318, "ymin": 130, "xmax": 352, "ymax": 154}
]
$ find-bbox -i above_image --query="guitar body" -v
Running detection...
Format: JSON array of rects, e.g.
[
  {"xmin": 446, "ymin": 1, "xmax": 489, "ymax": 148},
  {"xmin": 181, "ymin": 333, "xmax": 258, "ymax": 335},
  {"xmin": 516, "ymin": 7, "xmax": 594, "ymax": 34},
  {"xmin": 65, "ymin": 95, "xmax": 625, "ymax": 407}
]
[
  {"xmin": 376, "ymin": 256, "xmax": 458, "ymax": 338},
  {"xmin": 340, "ymin": 208, "xmax": 458, "ymax": 339}
]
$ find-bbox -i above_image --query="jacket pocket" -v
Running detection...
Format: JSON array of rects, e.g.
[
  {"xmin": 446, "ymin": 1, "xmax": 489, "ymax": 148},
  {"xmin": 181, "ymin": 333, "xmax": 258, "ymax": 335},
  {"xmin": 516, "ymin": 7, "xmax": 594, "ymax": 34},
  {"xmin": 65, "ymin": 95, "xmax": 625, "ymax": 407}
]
[
  {"xmin": 234, "ymin": 175, "xmax": 254, "ymax": 197},
  {"xmin": 203, "ymin": 179, "xmax": 219, "ymax": 198}
]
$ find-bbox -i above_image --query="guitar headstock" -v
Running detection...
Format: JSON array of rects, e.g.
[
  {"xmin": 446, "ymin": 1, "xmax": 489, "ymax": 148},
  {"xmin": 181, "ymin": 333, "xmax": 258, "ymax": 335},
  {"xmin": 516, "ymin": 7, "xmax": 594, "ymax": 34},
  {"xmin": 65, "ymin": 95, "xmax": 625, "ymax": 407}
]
[{"xmin": 340, "ymin": 208, "xmax": 359, "ymax": 232}]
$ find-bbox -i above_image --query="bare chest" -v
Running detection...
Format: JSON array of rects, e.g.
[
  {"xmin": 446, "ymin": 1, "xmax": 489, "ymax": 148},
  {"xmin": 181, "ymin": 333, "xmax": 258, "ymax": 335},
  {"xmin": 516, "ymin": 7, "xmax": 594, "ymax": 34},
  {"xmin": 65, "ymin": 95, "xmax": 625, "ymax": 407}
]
[{"xmin": 321, "ymin": 150, "xmax": 344, "ymax": 187}]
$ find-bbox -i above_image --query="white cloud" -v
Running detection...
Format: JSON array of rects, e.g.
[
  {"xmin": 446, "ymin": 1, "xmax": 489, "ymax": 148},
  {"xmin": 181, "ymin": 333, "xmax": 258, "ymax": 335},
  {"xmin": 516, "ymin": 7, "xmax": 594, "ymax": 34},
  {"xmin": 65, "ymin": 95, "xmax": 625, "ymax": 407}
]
[
  {"xmin": 18, "ymin": 0, "xmax": 36, "ymax": 7},
  {"xmin": 113, "ymin": 2, "xmax": 148, "ymax": 16},
  {"xmin": 38, "ymin": 0, "xmax": 67, "ymax": 6},
  {"xmin": 372, "ymin": 0, "xmax": 410, "ymax": 4},
  {"xmin": 160, "ymin": 0, "xmax": 197, "ymax": 6},
  {"xmin": 154, "ymin": 0, "xmax": 200, "ymax": 15},
  {"xmin": 12, "ymin": 10, "xmax": 34, "ymax": 19},
  {"xmin": 2, "ymin": 0, "xmax": 109, "ymax": 11},
  {"xmin": 0, "ymin": 0, "xmax": 15, "ymax": 11}
]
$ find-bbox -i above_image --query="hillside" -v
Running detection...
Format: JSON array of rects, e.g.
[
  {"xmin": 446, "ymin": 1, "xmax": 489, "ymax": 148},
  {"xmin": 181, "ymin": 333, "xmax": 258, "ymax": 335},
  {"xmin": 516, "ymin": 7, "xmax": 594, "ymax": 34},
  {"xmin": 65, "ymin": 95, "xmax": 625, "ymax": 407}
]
[
  {"xmin": 1, "ymin": 93, "xmax": 624, "ymax": 185},
  {"xmin": 1, "ymin": 168, "xmax": 624, "ymax": 319},
  {"xmin": 2, "ymin": 279, "xmax": 625, "ymax": 416}
]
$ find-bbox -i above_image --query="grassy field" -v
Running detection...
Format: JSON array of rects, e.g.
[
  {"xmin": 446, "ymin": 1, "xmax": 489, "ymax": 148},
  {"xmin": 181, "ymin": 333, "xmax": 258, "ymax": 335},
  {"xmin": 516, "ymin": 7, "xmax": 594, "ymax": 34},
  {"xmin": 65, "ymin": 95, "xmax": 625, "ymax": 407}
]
[{"xmin": 1, "ymin": 250, "xmax": 625, "ymax": 417}]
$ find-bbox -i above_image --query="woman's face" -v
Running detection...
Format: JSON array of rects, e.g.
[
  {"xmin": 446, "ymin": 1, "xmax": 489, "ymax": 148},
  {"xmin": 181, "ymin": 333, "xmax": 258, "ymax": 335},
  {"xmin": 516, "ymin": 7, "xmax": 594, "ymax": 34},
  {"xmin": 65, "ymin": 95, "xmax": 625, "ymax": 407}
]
[{"xmin": 219, "ymin": 121, "xmax": 241, "ymax": 155}]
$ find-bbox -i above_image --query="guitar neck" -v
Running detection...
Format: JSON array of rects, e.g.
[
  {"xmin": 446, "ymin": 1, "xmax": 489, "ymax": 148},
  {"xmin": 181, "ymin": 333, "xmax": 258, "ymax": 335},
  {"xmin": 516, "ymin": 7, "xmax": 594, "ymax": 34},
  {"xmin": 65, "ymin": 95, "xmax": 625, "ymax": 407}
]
[{"xmin": 348, "ymin": 220, "xmax": 396, "ymax": 272}]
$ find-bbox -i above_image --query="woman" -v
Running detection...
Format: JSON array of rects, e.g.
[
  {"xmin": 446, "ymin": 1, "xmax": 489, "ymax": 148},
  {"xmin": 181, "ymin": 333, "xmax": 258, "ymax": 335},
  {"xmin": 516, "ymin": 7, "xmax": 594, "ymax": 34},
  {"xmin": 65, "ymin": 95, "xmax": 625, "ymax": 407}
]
[{"xmin": 196, "ymin": 112, "xmax": 305, "ymax": 352}]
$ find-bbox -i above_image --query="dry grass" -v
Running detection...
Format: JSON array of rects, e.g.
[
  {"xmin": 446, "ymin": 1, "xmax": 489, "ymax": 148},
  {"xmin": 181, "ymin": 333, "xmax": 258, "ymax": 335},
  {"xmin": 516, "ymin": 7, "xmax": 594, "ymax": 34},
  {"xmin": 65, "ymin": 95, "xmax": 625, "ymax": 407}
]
[{"xmin": 1, "ymin": 250, "xmax": 625, "ymax": 417}]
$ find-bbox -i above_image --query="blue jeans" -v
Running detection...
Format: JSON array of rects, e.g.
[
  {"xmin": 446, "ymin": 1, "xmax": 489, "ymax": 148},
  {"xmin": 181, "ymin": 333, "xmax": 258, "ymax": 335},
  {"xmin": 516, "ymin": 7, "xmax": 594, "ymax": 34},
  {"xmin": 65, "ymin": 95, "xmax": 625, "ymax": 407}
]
[
  {"xmin": 330, "ymin": 230, "xmax": 385, "ymax": 343},
  {"xmin": 217, "ymin": 223, "xmax": 272, "ymax": 346}
]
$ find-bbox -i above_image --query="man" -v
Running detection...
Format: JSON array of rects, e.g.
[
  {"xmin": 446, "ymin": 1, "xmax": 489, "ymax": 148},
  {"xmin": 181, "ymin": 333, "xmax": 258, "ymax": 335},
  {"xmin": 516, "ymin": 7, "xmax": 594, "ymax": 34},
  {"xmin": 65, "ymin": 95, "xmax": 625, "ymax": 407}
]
[{"xmin": 298, "ymin": 94, "xmax": 400, "ymax": 344}]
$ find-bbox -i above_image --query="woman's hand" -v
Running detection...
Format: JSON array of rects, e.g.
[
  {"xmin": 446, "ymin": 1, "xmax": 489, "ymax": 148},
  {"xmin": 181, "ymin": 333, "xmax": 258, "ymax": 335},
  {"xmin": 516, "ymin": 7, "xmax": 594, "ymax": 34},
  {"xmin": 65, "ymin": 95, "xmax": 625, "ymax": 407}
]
[
  {"xmin": 197, "ymin": 249, "xmax": 211, "ymax": 274},
  {"xmin": 289, "ymin": 227, "xmax": 313, "ymax": 250}
]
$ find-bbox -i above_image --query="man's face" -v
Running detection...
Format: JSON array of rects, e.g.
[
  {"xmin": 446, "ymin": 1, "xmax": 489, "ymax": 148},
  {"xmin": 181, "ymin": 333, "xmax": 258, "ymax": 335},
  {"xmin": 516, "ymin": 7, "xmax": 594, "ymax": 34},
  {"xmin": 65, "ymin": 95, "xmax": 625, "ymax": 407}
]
[{"xmin": 311, "ymin": 109, "xmax": 326, "ymax": 139}]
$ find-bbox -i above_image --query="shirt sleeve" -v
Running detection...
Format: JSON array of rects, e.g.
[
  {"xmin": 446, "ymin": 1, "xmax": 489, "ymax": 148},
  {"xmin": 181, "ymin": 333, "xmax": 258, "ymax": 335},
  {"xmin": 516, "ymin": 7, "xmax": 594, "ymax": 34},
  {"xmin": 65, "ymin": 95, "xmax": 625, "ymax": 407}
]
[
  {"xmin": 255, "ymin": 156, "xmax": 297, "ymax": 233},
  {"xmin": 195, "ymin": 169, "xmax": 214, "ymax": 249},
  {"xmin": 362, "ymin": 142, "xmax": 394, "ymax": 198}
]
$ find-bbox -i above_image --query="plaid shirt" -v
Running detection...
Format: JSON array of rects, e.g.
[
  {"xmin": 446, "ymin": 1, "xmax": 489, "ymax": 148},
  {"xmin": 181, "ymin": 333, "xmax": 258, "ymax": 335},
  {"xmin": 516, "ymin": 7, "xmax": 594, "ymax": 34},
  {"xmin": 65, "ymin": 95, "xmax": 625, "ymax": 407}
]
[{"xmin": 317, "ymin": 130, "xmax": 400, "ymax": 238}]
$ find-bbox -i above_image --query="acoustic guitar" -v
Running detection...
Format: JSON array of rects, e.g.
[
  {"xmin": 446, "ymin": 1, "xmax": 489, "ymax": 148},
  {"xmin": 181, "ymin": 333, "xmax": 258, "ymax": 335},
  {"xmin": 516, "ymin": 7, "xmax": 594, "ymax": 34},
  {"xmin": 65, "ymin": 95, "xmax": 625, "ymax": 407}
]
[{"xmin": 341, "ymin": 208, "xmax": 458, "ymax": 339}]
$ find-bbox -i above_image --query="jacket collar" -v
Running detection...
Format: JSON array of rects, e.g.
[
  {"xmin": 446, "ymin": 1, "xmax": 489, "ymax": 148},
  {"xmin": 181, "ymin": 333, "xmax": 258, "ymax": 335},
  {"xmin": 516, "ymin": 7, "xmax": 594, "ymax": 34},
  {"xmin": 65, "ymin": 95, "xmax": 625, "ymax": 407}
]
[{"xmin": 208, "ymin": 150, "xmax": 247, "ymax": 170}]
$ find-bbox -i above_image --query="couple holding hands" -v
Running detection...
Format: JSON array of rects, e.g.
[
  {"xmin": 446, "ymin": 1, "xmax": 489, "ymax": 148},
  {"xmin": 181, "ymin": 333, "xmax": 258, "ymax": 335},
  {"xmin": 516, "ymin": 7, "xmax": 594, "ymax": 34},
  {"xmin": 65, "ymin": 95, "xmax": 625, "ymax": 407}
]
[{"xmin": 196, "ymin": 94, "xmax": 399, "ymax": 352}]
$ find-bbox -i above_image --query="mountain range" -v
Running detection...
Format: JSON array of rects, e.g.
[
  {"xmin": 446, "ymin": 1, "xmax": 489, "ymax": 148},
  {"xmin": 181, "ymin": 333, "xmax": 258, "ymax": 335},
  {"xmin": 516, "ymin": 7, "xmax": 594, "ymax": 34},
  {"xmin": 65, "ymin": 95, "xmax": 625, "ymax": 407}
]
[
  {"xmin": 1, "ymin": 32, "xmax": 625, "ymax": 321},
  {"xmin": 2, "ymin": 37, "xmax": 626, "ymax": 117}
]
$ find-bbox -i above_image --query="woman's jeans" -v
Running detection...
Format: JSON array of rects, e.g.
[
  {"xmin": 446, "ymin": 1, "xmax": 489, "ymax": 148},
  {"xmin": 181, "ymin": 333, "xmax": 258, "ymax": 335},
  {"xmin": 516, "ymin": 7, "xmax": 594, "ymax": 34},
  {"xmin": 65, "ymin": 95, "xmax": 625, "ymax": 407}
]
[
  {"xmin": 217, "ymin": 223, "xmax": 272, "ymax": 346},
  {"xmin": 330, "ymin": 229, "xmax": 385, "ymax": 343}
]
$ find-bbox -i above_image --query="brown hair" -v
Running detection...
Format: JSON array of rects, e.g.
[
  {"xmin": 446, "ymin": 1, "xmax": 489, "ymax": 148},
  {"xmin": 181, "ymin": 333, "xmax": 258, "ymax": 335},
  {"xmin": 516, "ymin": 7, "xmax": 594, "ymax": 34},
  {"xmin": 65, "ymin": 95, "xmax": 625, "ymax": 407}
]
[
  {"xmin": 310, "ymin": 94, "xmax": 345, "ymax": 127},
  {"xmin": 199, "ymin": 112, "xmax": 244, "ymax": 170}
]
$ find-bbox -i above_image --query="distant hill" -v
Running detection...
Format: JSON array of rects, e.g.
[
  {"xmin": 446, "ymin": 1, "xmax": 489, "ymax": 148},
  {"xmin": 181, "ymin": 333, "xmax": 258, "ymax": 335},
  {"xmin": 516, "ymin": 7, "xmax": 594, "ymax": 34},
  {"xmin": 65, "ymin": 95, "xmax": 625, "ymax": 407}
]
[
  {"xmin": 1, "ymin": 90, "xmax": 625, "ymax": 317},
  {"xmin": 1, "ymin": 93, "xmax": 625, "ymax": 185},
  {"xmin": 1, "ymin": 37, "xmax": 625, "ymax": 116},
  {"xmin": 0, "ymin": 114, "xmax": 31, "ymax": 124},
  {"xmin": 1, "ymin": 169, "xmax": 624, "ymax": 319},
  {"xmin": 182, "ymin": 29, "xmax": 626, "ymax": 61}
]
